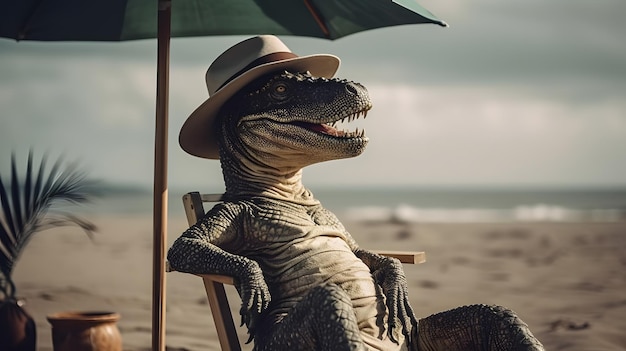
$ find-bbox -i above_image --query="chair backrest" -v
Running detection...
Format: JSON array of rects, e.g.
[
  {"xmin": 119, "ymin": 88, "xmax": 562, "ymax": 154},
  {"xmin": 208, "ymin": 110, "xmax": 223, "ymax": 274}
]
[
  {"xmin": 178, "ymin": 191, "xmax": 426, "ymax": 351},
  {"xmin": 182, "ymin": 192, "xmax": 241, "ymax": 351}
]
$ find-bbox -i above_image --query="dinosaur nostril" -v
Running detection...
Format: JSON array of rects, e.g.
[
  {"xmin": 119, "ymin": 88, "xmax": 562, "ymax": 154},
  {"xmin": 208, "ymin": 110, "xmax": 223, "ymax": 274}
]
[{"xmin": 345, "ymin": 83, "xmax": 358, "ymax": 95}]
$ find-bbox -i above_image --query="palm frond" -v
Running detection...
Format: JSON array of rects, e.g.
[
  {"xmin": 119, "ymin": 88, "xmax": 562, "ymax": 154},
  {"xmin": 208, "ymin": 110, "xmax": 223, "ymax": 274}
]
[
  {"xmin": 32, "ymin": 153, "xmax": 46, "ymax": 213},
  {"xmin": 24, "ymin": 151, "xmax": 33, "ymax": 222},
  {"xmin": 0, "ymin": 231, "xmax": 15, "ymax": 283},
  {"xmin": 0, "ymin": 173, "xmax": 17, "ymax": 252},
  {"xmin": 0, "ymin": 151, "xmax": 97, "ymax": 299},
  {"xmin": 36, "ymin": 155, "xmax": 62, "ymax": 211},
  {"xmin": 1, "ymin": 162, "xmax": 17, "ymax": 238},
  {"xmin": 10, "ymin": 154, "xmax": 24, "ymax": 231},
  {"xmin": 0, "ymin": 218, "xmax": 17, "ymax": 268},
  {"xmin": 35, "ymin": 214, "xmax": 97, "ymax": 239}
]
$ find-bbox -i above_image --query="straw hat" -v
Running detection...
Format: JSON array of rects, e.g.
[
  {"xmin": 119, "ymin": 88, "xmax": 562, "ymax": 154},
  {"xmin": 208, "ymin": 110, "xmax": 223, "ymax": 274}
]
[{"xmin": 179, "ymin": 35, "xmax": 341, "ymax": 159}]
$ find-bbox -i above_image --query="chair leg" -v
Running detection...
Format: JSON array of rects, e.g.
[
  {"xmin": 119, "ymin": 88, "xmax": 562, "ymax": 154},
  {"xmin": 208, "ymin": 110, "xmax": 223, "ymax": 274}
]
[{"xmin": 203, "ymin": 278, "xmax": 242, "ymax": 351}]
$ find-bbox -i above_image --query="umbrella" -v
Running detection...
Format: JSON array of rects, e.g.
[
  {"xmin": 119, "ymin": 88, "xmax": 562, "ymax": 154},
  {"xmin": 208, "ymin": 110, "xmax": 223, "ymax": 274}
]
[{"xmin": 0, "ymin": 1, "xmax": 446, "ymax": 350}]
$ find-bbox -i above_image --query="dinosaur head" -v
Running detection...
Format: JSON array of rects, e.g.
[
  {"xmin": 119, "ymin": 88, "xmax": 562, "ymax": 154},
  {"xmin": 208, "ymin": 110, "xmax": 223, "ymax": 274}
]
[{"xmin": 216, "ymin": 70, "xmax": 372, "ymax": 172}]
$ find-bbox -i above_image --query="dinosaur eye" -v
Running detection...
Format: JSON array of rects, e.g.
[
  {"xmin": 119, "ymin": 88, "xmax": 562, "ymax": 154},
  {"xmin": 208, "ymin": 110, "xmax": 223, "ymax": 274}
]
[
  {"xmin": 270, "ymin": 82, "xmax": 290, "ymax": 101},
  {"xmin": 275, "ymin": 84, "xmax": 287, "ymax": 94}
]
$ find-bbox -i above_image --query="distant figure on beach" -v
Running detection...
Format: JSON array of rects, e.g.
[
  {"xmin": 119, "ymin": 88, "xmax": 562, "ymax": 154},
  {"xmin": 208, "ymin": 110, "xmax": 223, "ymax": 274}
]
[{"xmin": 168, "ymin": 35, "xmax": 544, "ymax": 350}]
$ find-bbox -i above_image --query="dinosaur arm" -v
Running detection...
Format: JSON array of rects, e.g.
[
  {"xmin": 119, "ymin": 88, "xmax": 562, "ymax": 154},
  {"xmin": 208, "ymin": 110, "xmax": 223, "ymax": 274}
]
[
  {"xmin": 354, "ymin": 248, "xmax": 417, "ymax": 345},
  {"xmin": 167, "ymin": 203, "xmax": 270, "ymax": 340},
  {"xmin": 168, "ymin": 202, "xmax": 249, "ymax": 275}
]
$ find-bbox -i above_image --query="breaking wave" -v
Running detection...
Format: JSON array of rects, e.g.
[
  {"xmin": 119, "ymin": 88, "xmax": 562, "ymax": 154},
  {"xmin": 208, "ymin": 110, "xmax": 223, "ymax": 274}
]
[{"xmin": 344, "ymin": 203, "xmax": 626, "ymax": 223}]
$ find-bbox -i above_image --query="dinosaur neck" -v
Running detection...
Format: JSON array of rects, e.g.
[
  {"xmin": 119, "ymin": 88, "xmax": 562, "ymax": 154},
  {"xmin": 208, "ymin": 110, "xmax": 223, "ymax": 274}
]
[{"xmin": 219, "ymin": 147, "xmax": 317, "ymax": 205}]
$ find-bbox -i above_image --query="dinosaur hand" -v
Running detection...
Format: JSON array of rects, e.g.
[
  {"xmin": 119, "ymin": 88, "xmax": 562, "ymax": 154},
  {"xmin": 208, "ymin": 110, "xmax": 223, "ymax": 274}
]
[
  {"xmin": 372, "ymin": 257, "xmax": 418, "ymax": 344},
  {"xmin": 234, "ymin": 260, "xmax": 271, "ymax": 342}
]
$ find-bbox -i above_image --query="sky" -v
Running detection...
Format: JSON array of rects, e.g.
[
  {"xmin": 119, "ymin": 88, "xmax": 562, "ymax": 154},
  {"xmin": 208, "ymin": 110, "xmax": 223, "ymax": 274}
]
[{"xmin": 1, "ymin": 0, "xmax": 625, "ymax": 191}]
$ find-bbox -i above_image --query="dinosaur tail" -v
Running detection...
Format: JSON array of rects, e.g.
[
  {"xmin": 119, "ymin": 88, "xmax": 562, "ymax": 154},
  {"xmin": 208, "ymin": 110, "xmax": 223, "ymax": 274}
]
[{"xmin": 414, "ymin": 304, "xmax": 545, "ymax": 351}]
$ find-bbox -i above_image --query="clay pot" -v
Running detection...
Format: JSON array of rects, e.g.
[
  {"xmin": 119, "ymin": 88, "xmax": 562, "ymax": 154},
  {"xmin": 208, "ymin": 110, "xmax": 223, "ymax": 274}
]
[
  {"xmin": 47, "ymin": 311, "xmax": 122, "ymax": 351},
  {"xmin": 0, "ymin": 299, "xmax": 36, "ymax": 351}
]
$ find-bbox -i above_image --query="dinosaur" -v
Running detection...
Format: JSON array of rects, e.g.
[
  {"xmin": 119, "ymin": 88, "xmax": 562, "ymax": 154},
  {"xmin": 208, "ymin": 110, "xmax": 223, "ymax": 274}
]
[{"xmin": 168, "ymin": 36, "xmax": 544, "ymax": 351}]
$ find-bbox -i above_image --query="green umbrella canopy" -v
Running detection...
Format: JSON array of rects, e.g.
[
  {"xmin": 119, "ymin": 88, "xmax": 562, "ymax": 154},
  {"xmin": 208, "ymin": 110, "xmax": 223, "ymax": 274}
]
[
  {"xmin": 0, "ymin": 0, "xmax": 446, "ymax": 41},
  {"xmin": 0, "ymin": 1, "xmax": 445, "ymax": 350}
]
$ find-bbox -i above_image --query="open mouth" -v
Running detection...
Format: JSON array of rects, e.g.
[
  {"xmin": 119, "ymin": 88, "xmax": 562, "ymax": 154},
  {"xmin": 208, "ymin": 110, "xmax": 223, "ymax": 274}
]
[{"xmin": 292, "ymin": 109, "xmax": 369, "ymax": 138}]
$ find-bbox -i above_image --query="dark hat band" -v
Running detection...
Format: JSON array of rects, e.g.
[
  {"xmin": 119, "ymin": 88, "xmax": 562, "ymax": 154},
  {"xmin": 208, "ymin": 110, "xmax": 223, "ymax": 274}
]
[{"xmin": 217, "ymin": 51, "xmax": 299, "ymax": 91}]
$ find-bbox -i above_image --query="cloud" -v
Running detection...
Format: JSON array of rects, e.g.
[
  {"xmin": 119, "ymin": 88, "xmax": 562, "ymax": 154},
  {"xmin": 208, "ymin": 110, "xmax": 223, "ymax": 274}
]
[
  {"xmin": 305, "ymin": 83, "xmax": 626, "ymax": 187},
  {"xmin": 1, "ymin": 0, "xmax": 625, "ymax": 188},
  {"xmin": 317, "ymin": 0, "xmax": 626, "ymax": 89},
  {"xmin": 0, "ymin": 53, "xmax": 156, "ymax": 184}
]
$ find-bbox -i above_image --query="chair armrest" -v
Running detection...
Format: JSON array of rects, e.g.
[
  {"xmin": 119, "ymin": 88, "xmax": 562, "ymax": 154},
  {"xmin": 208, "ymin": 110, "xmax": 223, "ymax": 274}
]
[
  {"xmin": 166, "ymin": 261, "xmax": 236, "ymax": 285},
  {"xmin": 168, "ymin": 251, "xmax": 425, "ymax": 286},
  {"xmin": 191, "ymin": 251, "xmax": 424, "ymax": 286},
  {"xmin": 373, "ymin": 251, "xmax": 426, "ymax": 264},
  {"xmin": 197, "ymin": 273, "xmax": 235, "ymax": 285}
]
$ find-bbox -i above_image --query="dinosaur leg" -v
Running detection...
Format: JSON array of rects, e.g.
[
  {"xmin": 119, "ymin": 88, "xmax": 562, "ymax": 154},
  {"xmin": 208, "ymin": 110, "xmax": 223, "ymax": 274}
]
[
  {"xmin": 414, "ymin": 304, "xmax": 544, "ymax": 351},
  {"xmin": 256, "ymin": 283, "xmax": 366, "ymax": 351}
]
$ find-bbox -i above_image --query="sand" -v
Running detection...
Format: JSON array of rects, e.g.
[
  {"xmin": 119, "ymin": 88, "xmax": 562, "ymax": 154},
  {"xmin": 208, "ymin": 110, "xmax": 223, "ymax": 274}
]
[{"xmin": 12, "ymin": 213, "xmax": 626, "ymax": 350}]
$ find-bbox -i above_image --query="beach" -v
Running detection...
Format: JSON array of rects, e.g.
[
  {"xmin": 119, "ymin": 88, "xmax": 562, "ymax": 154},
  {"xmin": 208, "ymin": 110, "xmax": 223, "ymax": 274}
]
[{"xmin": 13, "ymin": 209, "xmax": 626, "ymax": 350}]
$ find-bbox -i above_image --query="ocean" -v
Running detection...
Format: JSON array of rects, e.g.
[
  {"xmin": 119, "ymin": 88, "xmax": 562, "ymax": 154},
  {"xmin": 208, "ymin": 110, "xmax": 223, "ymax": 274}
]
[{"xmin": 84, "ymin": 185, "xmax": 626, "ymax": 223}]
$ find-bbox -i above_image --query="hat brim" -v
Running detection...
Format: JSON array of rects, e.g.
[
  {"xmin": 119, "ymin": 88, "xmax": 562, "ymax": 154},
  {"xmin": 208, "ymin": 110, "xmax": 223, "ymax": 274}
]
[{"xmin": 179, "ymin": 54, "xmax": 340, "ymax": 159}]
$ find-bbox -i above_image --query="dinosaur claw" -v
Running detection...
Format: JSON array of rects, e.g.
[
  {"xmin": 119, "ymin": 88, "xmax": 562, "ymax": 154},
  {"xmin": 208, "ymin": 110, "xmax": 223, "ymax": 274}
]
[{"xmin": 245, "ymin": 333, "xmax": 255, "ymax": 344}]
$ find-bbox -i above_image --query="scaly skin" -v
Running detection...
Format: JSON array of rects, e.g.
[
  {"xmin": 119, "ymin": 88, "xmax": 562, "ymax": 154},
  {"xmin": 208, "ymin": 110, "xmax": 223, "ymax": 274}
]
[
  {"xmin": 168, "ymin": 71, "xmax": 544, "ymax": 351},
  {"xmin": 416, "ymin": 305, "xmax": 545, "ymax": 351}
]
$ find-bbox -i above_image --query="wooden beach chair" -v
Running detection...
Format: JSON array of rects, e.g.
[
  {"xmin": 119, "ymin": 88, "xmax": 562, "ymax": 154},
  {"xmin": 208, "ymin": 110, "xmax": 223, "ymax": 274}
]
[{"xmin": 171, "ymin": 191, "xmax": 426, "ymax": 351}]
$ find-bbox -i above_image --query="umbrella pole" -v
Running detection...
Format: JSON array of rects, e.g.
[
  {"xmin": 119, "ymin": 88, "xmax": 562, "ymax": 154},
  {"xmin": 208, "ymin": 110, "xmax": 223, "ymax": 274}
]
[{"xmin": 153, "ymin": 1, "xmax": 171, "ymax": 351}]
